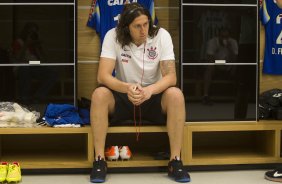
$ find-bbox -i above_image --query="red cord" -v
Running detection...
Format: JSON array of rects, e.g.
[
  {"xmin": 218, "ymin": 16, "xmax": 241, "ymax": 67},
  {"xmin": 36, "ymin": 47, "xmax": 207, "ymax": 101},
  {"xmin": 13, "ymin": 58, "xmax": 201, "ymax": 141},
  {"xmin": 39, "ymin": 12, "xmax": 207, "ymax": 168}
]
[
  {"xmin": 134, "ymin": 105, "xmax": 141, "ymax": 141},
  {"xmin": 134, "ymin": 42, "xmax": 146, "ymax": 141},
  {"xmin": 140, "ymin": 42, "xmax": 145, "ymax": 87}
]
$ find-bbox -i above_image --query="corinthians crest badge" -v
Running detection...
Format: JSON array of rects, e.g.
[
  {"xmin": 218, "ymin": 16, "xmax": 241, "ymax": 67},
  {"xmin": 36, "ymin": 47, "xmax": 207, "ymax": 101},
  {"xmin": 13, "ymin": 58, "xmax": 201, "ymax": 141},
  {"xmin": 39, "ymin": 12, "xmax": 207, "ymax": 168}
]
[{"xmin": 147, "ymin": 46, "xmax": 158, "ymax": 60}]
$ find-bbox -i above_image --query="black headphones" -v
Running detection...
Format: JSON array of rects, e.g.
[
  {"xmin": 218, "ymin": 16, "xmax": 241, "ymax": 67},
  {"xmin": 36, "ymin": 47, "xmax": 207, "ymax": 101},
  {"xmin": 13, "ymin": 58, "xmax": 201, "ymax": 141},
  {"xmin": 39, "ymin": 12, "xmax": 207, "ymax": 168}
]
[
  {"xmin": 126, "ymin": 7, "xmax": 144, "ymax": 17},
  {"xmin": 124, "ymin": 7, "xmax": 143, "ymax": 33}
]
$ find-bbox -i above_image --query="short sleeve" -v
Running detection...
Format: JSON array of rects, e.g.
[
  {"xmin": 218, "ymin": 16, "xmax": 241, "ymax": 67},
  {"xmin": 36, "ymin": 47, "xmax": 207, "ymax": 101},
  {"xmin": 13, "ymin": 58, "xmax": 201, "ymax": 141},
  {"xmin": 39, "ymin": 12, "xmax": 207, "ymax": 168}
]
[
  {"xmin": 159, "ymin": 29, "xmax": 175, "ymax": 61},
  {"xmin": 100, "ymin": 28, "xmax": 117, "ymax": 60}
]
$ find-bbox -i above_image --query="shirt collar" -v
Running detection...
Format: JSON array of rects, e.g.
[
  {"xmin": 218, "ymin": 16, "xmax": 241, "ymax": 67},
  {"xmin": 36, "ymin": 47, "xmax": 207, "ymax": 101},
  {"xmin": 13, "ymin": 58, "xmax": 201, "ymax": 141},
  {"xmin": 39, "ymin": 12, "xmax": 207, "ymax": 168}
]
[{"xmin": 130, "ymin": 37, "xmax": 153, "ymax": 50}]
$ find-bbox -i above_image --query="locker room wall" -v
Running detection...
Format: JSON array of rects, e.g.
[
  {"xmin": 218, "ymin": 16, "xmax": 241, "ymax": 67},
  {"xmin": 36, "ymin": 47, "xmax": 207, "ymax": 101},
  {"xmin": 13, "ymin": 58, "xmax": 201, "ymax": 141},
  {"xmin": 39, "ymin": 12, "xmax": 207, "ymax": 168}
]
[
  {"xmin": 77, "ymin": 0, "xmax": 281, "ymax": 100},
  {"xmin": 77, "ymin": 0, "xmax": 179, "ymax": 99}
]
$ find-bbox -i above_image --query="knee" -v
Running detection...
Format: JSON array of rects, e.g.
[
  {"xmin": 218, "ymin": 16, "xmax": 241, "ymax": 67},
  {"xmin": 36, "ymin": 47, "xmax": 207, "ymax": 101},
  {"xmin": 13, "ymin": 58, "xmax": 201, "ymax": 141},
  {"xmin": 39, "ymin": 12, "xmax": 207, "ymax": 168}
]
[
  {"xmin": 91, "ymin": 87, "xmax": 113, "ymax": 104},
  {"xmin": 164, "ymin": 87, "xmax": 184, "ymax": 104}
]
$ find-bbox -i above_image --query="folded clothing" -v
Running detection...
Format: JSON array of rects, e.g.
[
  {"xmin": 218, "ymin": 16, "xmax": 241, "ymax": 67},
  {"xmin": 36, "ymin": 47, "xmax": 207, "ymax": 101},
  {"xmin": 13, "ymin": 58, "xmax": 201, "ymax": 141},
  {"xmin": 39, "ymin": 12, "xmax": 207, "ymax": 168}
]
[{"xmin": 43, "ymin": 103, "xmax": 83, "ymax": 126}]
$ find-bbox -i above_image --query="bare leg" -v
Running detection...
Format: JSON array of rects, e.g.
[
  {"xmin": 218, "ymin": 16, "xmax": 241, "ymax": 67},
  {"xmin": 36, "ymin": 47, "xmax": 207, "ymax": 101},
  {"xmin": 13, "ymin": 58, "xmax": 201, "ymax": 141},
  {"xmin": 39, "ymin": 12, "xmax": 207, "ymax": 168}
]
[
  {"xmin": 90, "ymin": 87, "xmax": 115, "ymax": 159},
  {"xmin": 161, "ymin": 87, "xmax": 186, "ymax": 160}
]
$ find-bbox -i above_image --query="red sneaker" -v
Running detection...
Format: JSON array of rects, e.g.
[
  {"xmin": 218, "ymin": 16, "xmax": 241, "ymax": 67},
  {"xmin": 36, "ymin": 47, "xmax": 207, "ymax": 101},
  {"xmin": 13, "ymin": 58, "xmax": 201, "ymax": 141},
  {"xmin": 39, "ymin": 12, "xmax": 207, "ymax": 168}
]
[
  {"xmin": 119, "ymin": 146, "xmax": 132, "ymax": 160},
  {"xmin": 105, "ymin": 146, "xmax": 119, "ymax": 161}
]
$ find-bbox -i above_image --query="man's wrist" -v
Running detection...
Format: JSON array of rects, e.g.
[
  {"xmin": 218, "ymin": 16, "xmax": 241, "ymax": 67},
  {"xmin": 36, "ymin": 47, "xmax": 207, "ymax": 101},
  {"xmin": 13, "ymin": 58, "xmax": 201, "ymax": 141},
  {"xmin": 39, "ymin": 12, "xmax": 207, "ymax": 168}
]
[
  {"xmin": 123, "ymin": 83, "xmax": 131, "ymax": 93},
  {"xmin": 146, "ymin": 85, "xmax": 155, "ymax": 95}
]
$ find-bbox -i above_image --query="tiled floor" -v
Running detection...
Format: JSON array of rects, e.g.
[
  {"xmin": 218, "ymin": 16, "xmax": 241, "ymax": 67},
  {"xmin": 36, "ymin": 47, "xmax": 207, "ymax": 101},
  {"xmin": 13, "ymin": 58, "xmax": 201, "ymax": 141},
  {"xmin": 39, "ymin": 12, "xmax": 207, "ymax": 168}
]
[{"xmin": 21, "ymin": 170, "xmax": 276, "ymax": 184}]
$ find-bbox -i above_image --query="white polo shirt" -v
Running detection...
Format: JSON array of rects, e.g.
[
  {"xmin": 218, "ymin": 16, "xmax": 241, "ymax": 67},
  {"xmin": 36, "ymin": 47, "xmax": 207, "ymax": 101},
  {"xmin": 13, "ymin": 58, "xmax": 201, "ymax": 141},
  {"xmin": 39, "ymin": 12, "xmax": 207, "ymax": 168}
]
[{"xmin": 100, "ymin": 28, "xmax": 175, "ymax": 86}]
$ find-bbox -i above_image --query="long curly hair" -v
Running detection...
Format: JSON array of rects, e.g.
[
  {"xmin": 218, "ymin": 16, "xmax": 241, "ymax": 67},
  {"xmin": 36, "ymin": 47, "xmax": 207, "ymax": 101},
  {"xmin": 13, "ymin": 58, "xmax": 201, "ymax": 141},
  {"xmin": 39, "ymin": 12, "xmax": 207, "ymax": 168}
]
[{"xmin": 116, "ymin": 3, "xmax": 159, "ymax": 48}]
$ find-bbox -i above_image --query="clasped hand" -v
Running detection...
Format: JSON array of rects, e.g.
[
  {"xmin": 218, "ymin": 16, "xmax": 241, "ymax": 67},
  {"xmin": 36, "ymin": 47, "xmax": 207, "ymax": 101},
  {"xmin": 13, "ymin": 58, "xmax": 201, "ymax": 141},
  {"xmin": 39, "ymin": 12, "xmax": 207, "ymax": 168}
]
[{"xmin": 127, "ymin": 83, "xmax": 152, "ymax": 106}]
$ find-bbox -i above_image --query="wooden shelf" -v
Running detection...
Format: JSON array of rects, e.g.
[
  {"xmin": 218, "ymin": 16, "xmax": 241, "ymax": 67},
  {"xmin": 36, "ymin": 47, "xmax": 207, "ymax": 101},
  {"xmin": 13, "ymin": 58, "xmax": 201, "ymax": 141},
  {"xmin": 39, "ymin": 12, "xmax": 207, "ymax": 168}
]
[
  {"xmin": 1, "ymin": 152, "xmax": 89, "ymax": 169},
  {"xmin": 0, "ymin": 125, "xmax": 166, "ymax": 134},
  {"xmin": 107, "ymin": 152, "xmax": 168, "ymax": 167},
  {"xmin": 191, "ymin": 149, "xmax": 277, "ymax": 165},
  {"xmin": 2, "ymin": 121, "xmax": 282, "ymax": 169},
  {"xmin": 0, "ymin": 128, "xmax": 92, "ymax": 169},
  {"xmin": 182, "ymin": 121, "xmax": 282, "ymax": 166},
  {"xmin": 0, "ymin": 126, "xmax": 168, "ymax": 169},
  {"xmin": 105, "ymin": 131, "xmax": 169, "ymax": 167},
  {"xmin": 0, "ymin": 126, "xmax": 91, "ymax": 134},
  {"xmin": 107, "ymin": 126, "xmax": 167, "ymax": 133}
]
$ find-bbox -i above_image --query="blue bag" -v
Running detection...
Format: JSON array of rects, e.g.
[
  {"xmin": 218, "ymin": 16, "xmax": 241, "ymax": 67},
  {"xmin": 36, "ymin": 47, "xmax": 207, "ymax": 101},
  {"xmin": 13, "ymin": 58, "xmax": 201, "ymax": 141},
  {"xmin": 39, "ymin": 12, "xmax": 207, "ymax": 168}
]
[{"xmin": 44, "ymin": 103, "xmax": 83, "ymax": 126}]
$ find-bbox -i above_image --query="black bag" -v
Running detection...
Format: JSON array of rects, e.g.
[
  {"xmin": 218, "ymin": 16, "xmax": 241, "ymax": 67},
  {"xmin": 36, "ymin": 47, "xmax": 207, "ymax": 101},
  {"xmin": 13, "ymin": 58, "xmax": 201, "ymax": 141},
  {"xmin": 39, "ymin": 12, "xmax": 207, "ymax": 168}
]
[{"xmin": 259, "ymin": 89, "xmax": 282, "ymax": 119}]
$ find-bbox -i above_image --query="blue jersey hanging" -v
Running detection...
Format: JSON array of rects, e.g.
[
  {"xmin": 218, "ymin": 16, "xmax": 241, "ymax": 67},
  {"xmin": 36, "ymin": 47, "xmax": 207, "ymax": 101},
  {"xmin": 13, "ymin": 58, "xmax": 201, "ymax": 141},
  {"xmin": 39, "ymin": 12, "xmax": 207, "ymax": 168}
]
[
  {"xmin": 260, "ymin": 0, "xmax": 282, "ymax": 75},
  {"xmin": 87, "ymin": 0, "xmax": 158, "ymax": 44}
]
